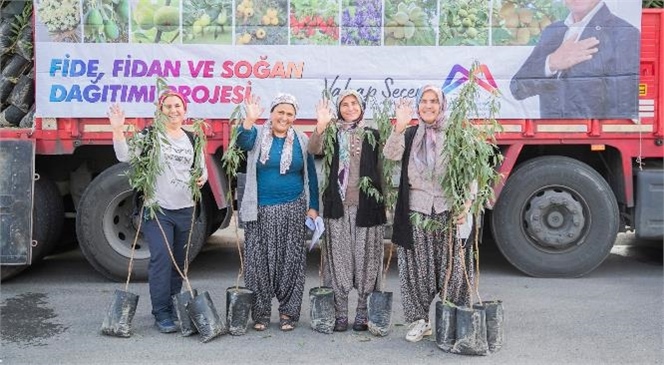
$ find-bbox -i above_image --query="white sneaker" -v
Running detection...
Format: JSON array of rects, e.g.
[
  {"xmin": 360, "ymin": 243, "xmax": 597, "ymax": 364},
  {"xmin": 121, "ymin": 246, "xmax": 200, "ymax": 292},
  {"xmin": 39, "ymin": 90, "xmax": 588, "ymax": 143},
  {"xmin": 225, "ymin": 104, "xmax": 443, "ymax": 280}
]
[{"xmin": 405, "ymin": 319, "xmax": 432, "ymax": 342}]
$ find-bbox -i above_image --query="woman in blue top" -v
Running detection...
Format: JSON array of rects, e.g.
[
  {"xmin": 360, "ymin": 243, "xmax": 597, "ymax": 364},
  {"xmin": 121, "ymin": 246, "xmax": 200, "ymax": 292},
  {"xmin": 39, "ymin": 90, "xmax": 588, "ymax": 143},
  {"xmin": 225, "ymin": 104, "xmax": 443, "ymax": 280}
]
[{"xmin": 237, "ymin": 92, "xmax": 319, "ymax": 332}]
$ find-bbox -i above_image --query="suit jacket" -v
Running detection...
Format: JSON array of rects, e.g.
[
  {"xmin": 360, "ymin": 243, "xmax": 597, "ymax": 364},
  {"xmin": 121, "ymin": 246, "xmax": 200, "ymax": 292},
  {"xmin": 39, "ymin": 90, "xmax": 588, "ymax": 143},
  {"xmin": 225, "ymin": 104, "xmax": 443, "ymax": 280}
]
[{"xmin": 510, "ymin": 4, "xmax": 640, "ymax": 119}]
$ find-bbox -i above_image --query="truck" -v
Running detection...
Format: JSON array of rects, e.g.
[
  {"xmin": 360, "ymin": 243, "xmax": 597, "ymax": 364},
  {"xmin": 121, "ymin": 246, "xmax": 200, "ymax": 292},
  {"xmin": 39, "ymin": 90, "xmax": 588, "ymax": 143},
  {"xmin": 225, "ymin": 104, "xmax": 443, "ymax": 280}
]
[{"xmin": 1, "ymin": 0, "xmax": 662, "ymax": 281}]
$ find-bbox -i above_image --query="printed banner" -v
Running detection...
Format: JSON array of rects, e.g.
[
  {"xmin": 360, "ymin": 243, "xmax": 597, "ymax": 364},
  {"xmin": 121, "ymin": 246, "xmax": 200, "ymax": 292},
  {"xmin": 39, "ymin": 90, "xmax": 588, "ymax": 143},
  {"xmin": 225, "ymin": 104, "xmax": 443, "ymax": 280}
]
[{"xmin": 33, "ymin": 0, "xmax": 642, "ymax": 119}]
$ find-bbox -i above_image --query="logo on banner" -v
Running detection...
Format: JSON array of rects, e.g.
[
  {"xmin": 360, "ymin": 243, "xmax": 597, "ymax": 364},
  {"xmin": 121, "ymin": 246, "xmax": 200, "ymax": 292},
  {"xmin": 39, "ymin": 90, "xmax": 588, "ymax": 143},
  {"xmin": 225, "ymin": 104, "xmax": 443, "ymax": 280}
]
[{"xmin": 442, "ymin": 64, "xmax": 498, "ymax": 94}]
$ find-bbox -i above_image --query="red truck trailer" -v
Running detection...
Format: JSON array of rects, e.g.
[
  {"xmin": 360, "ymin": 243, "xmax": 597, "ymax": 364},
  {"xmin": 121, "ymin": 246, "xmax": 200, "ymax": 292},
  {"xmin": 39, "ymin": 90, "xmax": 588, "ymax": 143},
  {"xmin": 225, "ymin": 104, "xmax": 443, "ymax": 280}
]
[{"xmin": 1, "ymin": 1, "xmax": 661, "ymax": 281}]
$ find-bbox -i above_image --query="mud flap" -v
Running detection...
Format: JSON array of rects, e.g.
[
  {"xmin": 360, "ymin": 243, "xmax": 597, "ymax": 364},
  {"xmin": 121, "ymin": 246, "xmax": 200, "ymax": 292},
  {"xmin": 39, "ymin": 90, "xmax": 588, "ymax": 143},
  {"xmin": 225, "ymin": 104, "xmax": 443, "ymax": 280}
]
[{"xmin": 0, "ymin": 139, "xmax": 34, "ymax": 265}]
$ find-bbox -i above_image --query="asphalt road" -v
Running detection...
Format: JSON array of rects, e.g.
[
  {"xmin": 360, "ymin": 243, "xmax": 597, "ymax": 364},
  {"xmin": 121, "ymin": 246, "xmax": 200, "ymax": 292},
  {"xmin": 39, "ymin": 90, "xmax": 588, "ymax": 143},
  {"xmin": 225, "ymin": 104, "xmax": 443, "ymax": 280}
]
[{"xmin": 1, "ymin": 232, "xmax": 662, "ymax": 365}]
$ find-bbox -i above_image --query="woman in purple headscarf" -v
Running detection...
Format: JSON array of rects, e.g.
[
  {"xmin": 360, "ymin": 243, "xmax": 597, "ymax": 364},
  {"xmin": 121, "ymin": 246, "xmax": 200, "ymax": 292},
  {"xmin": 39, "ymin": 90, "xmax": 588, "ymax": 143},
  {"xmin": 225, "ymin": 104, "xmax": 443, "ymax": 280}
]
[
  {"xmin": 383, "ymin": 85, "xmax": 475, "ymax": 343},
  {"xmin": 309, "ymin": 90, "xmax": 386, "ymax": 332}
]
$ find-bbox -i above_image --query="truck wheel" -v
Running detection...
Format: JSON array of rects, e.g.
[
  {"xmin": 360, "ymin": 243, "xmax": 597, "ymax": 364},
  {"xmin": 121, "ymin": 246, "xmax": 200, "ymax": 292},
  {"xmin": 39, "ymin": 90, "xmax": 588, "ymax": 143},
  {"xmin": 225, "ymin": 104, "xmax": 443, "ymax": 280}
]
[
  {"xmin": 1, "ymin": 176, "xmax": 64, "ymax": 281},
  {"xmin": 76, "ymin": 163, "xmax": 208, "ymax": 282},
  {"xmin": 491, "ymin": 156, "xmax": 619, "ymax": 277},
  {"xmin": 202, "ymin": 186, "xmax": 229, "ymax": 236}
]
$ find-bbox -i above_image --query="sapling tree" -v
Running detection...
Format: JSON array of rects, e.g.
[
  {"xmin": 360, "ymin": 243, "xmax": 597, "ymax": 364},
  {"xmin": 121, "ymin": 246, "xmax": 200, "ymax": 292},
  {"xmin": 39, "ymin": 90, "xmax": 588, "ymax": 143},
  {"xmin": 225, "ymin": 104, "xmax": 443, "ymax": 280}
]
[
  {"xmin": 439, "ymin": 61, "xmax": 503, "ymax": 304},
  {"xmin": 125, "ymin": 77, "xmax": 207, "ymax": 293},
  {"xmin": 221, "ymin": 104, "xmax": 247, "ymax": 288}
]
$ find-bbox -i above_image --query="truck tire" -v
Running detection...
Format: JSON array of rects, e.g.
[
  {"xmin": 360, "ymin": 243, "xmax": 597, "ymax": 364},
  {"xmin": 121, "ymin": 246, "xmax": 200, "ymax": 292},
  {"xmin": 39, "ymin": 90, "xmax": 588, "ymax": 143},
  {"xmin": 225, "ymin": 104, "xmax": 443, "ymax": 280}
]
[
  {"xmin": 202, "ymin": 186, "xmax": 229, "ymax": 236},
  {"xmin": 1, "ymin": 176, "xmax": 64, "ymax": 281},
  {"xmin": 491, "ymin": 156, "xmax": 619, "ymax": 277},
  {"xmin": 76, "ymin": 163, "xmax": 208, "ymax": 282}
]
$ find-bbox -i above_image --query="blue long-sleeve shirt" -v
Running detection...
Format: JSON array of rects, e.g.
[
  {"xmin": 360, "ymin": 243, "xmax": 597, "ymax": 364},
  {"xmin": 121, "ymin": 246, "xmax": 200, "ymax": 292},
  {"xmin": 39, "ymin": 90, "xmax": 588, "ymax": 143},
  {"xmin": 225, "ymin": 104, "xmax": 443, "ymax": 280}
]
[{"xmin": 237, "ymin": 125, "xmax": 319, "ymax": 210}]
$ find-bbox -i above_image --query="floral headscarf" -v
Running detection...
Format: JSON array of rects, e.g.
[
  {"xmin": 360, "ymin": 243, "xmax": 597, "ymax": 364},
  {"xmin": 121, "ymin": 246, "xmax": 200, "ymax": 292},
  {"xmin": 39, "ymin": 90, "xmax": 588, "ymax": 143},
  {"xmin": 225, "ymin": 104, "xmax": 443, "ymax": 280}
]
[
  {"xmin": 336, "ymin": 89, "xmax": 365, "ymax": 125},
  {"xmin": 336, "ymin": 89, "xmax": 365, "ymax": 200},
  {"xmin": 269, "ymin": 93, "xmax": 299, "ymax": 115},
  {"xmin": 158, "ymin": 90, "xmax": 188, "ymax": 111},
  {"xmin": 259, "ymin": 93, "xmax": 298, "ymax": 174},
  {"xmin": 412, "ymin": 85, "xmax": 447, "ymax": 178}
]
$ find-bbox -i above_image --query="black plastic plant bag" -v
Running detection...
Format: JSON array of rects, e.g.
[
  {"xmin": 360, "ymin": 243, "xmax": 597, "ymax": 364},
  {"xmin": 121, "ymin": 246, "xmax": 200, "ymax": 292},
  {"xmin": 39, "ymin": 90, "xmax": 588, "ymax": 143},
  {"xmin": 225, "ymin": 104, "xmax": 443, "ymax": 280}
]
[
  {"xmin": 367, "ymin": 291, "xmax": 393, "ymax": 337},
  {"xmin": 226, "ymin": 286, "xmax": 253, "ymax": 336},
  {"xmin": 8, "ymin": 74, "xmax": 34, "ymax": 113},
  {"xmin": 309, "ymin": 287, "xmax": 335, "ymax": 334},
  {"xmin": 172, "ymin": 289, "xmax": 198, "ymax": 337},
  {"xmin": 19, "ymin": 104, "xmax": 34, "ymax": 128},
  {"xmin": 100, "ymin": 289, "xmax": 139, "ymax": 338},
  {"xmin": 482, "ymin": 300, "xmax": 504, "ymax": 353},
  {"xmin": 1, "ymin": 104, "xmax": 26, "ymax": 126},
  {"xmin": 0, "ymin": 77, "xmax": 15, "ymax": 105},
  {"xmin": 2, "ymin": 54, "xmax": 28, "ymax": 81},
  {"xmin": 452, "ymin": 305, "xmax": 489, "ymax": 356},
  {"xmin": 186, "ymin": 291, "xmax": 225, "ymax": 343},
  {"xmin": 435, "ymin": 301, "xmax": 456, "ymax": 352}
]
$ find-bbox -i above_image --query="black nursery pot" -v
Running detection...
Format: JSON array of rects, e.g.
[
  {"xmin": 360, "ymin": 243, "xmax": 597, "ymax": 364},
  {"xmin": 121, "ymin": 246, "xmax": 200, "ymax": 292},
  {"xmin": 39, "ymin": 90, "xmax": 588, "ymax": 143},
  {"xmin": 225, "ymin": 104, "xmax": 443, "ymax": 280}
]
[
  {"xmin": 1, "ymin": 104, "xmax": 27, "ymax": 126},
  {"xmin": 309, "ymin": 287, "xmax": 335, "ymax": 334},
  {"xmin": 100, "ymin": 289, "xmax": 139, "ymax": 338},
  {"xmin": 367, "ymin": 291, "xmax": 393, "ymax": 337},
  {"xmin": 8, "ymin": 74, "xmax": 34, "ymax": 112},
  {"xmin": 2, "ymin": 53, "xmax": 29, "ymax": 80},
  {"xmin": 0, "ymin": 77, "xmax": 15, "ymax": 102},
  {"xmin": 482, "ymin": 300, "xmax": 504, "ymax": 353},
  {"xmin": 226, "ymin": 286, "xmax": 253, "ymax": 336},
  {"xmin": 452, "ymin": 305, "xmax": 489, "ymax": 356},
  {"xmin": 435, "ymin": 301, "xmax": 456, "ymax": 352},
  {"xmin": 172, "ymin": 289, "xmax": 198, "ymax": 336},
  {"xmin": 186, "ymin": 291, "xmax": 225, "ymax": 343}
]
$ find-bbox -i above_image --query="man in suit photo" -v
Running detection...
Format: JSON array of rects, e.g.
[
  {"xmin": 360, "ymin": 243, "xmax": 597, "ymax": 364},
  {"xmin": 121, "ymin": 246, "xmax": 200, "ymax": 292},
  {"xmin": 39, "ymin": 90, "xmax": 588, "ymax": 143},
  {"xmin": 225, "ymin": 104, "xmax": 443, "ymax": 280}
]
[{"xmin": 510, "ymin": 0, "xmax": 640, "ymax": 119}]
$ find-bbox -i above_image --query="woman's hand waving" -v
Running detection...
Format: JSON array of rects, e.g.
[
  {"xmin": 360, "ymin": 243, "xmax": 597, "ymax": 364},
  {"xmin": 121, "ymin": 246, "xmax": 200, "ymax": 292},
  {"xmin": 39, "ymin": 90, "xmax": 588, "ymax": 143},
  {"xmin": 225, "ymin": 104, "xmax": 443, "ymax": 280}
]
[
  {"xmin": 243, "ymin": 93, "xmax": 265, "ymax": 129},
  {"xmin": 394, "ymin": 98, "xmax": 414, "ymax": 133}
]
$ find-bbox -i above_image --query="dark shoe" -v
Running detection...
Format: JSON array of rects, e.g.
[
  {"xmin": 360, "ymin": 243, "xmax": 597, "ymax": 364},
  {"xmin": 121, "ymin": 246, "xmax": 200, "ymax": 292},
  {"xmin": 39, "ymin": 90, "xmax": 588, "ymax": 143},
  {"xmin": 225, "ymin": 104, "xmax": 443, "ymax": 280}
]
[
  {"xmin": 279, "ymin": 315, "xmax": 295, "ymax": 332},
  {"xmin": 155, "ymin": 318, "xmax": 177, "ymax": 333},
  {"xmin": 353, "ymin": 315, "xmax": 368, "ymax": 331},
  {"xmin": 333, "ymin": 317, "xmax": 348, "ymax": 332}
]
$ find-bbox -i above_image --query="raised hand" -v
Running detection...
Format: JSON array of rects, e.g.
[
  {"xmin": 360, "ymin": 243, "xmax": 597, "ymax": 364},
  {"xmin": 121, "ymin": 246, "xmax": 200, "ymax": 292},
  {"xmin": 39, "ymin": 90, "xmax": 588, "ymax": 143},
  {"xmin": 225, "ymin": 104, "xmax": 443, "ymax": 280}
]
[
  {"xmin": 108, "ymin": 103, "xmax": 125, "ymax": 133},
  {"xmin": 315, "ymin": 98, "xmax": 334, "ymax": 134},
  {"xmin": 243, "ymin": 93, "xmax": 264, "ymax": 129},
  {"xmin": 394, "ymin": 97, "xmax": 414, "ymax": 133},
  {"xmin": 548, "ymin": 34, "xmax": 599, "ymax": 72}
]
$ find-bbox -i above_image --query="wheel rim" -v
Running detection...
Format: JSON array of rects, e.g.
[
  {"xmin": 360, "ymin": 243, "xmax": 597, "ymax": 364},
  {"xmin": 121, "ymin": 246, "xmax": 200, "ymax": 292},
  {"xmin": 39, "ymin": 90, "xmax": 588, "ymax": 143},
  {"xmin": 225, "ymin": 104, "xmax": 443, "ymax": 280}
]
[
  {"xmin": 102, "ymin": 190, "xmax": 150, "ymax": 260},
  {"xmin": 523, "ymin": 187, "xmax": 588, "ymax": 252}
]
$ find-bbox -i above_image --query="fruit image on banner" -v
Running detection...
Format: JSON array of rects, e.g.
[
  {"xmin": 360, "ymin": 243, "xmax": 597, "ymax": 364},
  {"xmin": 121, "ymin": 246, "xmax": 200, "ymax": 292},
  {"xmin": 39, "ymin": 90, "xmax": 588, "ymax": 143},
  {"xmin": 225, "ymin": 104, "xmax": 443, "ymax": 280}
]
[
  {"xmin": 383, "ymin": 0, "xmax": 436, "ymax": 46},
  {"xmin": 235, "ymin": 0, "xmax": 288, "ymax": 45},
  {"xmin": 289, "ymin": 0, "xmax": 340, "ymax": 45},
  {"xmin": 438, "ymin": 0, "xmax": 489, "ymax": 46},
  {"xmin": 341, "ymin": 0, "xmax": 382, "ymax": 46},
  {"xmin": 491, "ymin": 0, "xmax": 567, "ymax": 46},
  {"xmin": 35, "ymin": 0, "xmax": 82, "ymax": 43},
  {"xmin": 183, "ymin": 0, "xmax": 233, "ymax": 44},
  {"xmin": 131, "ymin": 0, "xmax": 181, "ymax": 44},
  {"xmin": 83, "ymin": 0, "xmax": 130, "ymax": 43}
]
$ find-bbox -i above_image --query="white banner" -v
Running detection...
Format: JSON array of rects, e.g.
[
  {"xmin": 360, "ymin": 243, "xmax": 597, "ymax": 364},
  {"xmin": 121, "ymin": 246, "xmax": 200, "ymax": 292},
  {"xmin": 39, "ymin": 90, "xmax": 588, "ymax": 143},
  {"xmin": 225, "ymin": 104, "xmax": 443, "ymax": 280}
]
[{"xmin": 33, "ymin": 0, "xmax": 642, "ymax": 120}]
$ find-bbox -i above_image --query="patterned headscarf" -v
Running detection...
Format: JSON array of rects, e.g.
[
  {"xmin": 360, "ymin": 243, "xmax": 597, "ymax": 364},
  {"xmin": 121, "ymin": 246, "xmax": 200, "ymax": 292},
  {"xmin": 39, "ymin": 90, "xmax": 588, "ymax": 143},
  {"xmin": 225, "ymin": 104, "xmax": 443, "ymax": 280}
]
[
  {"xmin": 158, "ymin": 90, "xmax": 188, "ymax": 111},
  {"xmin": 269, "ymin": 93, "xmax": 299, "ymax": 115},
  {"xmin": 335, "ymin": 89, "xmax": 365, "ymax": 201},
  {"xmin": 259, "ymin": 93, "xmax": 298, "ymax": 174},
  {"xmin": 412, "ymin": 85, "xmax": 447, "ymax": 178},
  {"xmin": 336, "ymin": 89, "xmax": 365, "ymax": 125}
]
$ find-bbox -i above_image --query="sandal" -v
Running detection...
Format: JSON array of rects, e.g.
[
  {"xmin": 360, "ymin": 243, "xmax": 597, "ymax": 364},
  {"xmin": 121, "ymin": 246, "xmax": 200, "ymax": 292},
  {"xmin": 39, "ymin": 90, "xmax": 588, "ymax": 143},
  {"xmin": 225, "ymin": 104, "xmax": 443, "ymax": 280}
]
[
  {"xmin": 279, "ymin": 315, "xmax": 295, "ymax": 331},
  {"xmin": 253, "ymin": 322, "xmax": 268, "ymax": 331}
]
